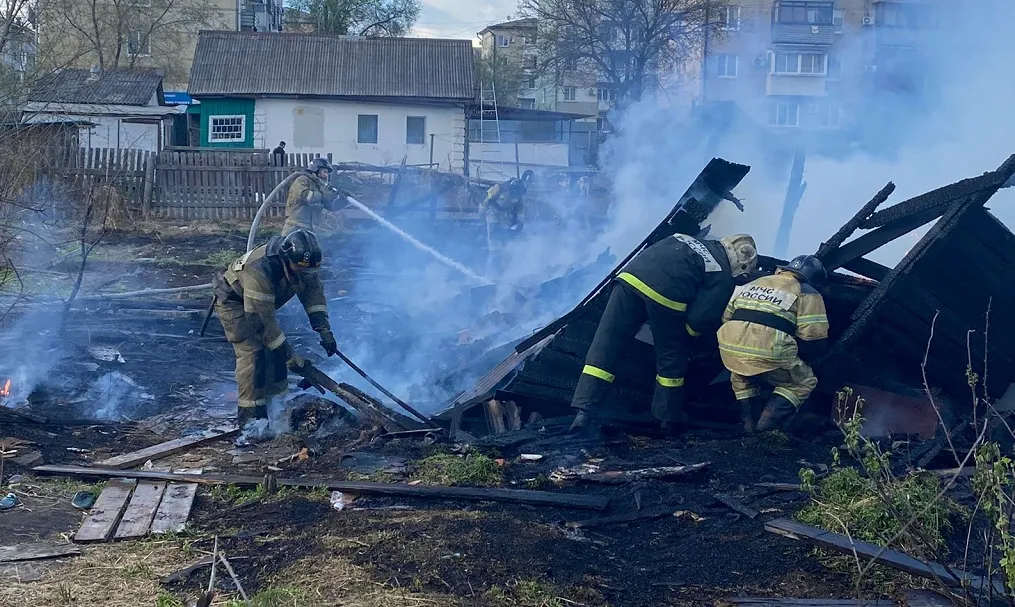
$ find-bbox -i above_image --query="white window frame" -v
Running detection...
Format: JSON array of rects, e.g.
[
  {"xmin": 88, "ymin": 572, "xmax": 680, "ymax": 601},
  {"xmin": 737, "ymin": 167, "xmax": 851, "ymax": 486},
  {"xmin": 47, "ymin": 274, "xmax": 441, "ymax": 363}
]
[
  {"xmin": 518, "ymin": 97, "xmax": 536, "ymax": 109},
  {"xmin": 717, "ymin": 53, "xmax": 738, "ymax": 78},
  {"xmin": 770, "ymin": 102, "xmax": 800, "ymax": 127},
  {"xmin": 720, "ymin": 6, "xmax": 741, "ymax": 31},
  {"xmin": 826, "ymin": 54, "xmax": 842, "ymax": 80},
  {"xmin": 833, "ymin": 9, "xmax": 844, "ymax": 33},
  {"xmin": 562, "ymin": 86, "xmax": 576, "ymax": 101},
  {"xmin": 497, "ymin": 34, "xmax": 509, "ymax": 47},
  {"xmin": 405, "ymin": 115, "xmax": 426, "ymax": 145},
  {"xmin": 818, "ymin": 104, "xmax": 843, "ymax": 129},
  {"xmin": 357, "ymin": 114, "xmax": 379, "ymax": 144},
  {"xmin": 209, "ymin": 115, "xmax": 245, "ymax": 142},
  {"xmin": 127, "ymin": 29, "xmax": 151, "ymax": 57},
  {"xmin": 597, "ymin": 87, "xmax": 615, "ymax": 102},
  {"xmin": 772, "ymin": 51, "xmax": 826, "ymax": 75}
]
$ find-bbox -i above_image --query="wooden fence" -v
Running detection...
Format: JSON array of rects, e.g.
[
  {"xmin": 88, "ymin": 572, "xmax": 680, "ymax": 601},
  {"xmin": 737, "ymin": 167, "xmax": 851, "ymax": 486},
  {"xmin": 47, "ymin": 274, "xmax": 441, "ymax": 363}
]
[{"xmin": 35, "ymin": 147, "xmax": 153, "ymax": 218}]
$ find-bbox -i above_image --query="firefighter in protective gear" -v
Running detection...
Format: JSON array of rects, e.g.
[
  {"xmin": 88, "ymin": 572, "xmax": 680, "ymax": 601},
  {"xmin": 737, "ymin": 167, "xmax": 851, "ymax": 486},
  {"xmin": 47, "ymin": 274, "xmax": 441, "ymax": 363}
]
[
  {"xmin": 212, "ymin": 229, "xmax": 337, "ymax": 434},
  {"xmin": 282, "ymin": 157, "xmax": 348, "ymax": 236},
  {"xmin": 482, "ymin": 170, "xmax": 534, "ymax": 273},
  {"xmin": 717, "ymin": 254, "xmax": 829, "ymax": 434},
  {"xmin": 569, "ymin": 233, "xmax": 758, "ymax": 435}
]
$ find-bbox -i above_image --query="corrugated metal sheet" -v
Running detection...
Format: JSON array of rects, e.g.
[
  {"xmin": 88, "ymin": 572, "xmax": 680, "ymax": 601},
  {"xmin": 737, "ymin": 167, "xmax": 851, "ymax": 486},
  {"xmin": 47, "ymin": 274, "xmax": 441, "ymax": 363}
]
[
  {"xmin": 28, "ymin": 69, "xmax": 163, "ymax": 106},
  {"xmin": 188, "ymin": 31, "xmax": 476, "ymax": 100},
  {"xmin": 771, "ymin": 24, "xmax": 837, "ymax": 46}
]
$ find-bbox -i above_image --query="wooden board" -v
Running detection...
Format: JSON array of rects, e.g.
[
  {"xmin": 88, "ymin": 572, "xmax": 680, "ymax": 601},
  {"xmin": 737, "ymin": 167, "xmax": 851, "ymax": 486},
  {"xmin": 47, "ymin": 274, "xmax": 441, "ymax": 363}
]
[
  {"xmin": 150, "ymin": 480, "xmax": 199, "ymax": 534},
  {"xmin": 113, "ymin": 480, "xmax": 168, "ymax": 539},
  {"xmin": 96, "ymin": 428, "xmax": 237, "ymax": 470},
  {"xmin": 728, "ymin": 600, "xmax": 895, "ymax": 606},
  {"xmin": 73, "ymin": 479, "xmax": 137, "ymax": 543},
  {"xmin": 903, "ymin": 590, "xmax": 955, "ymax": 607},
  {"xmin": 34, "ymin": 465, "xmax": 611, "ymax": 511},
  {"xmin": 765, "ymin": 518, "xmax": 1006, "ymax": 594},
  {"xmin": 0, "ymin": 542, "xmax": 81, "ymax": 563}
]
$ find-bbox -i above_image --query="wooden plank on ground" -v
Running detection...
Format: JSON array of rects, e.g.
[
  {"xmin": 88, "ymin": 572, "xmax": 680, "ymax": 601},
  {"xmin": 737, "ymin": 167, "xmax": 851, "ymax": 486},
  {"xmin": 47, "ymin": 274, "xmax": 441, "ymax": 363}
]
[
  {"xmin": 33, "ymin": 465, "xmax": 611, "ymax": 510},
  {"xmin": 0, "ymin": 542, "xmax": 81, "ymax": 562},
  {"xmin": 151, "ymin": 469, "xmax": 202, "ymax": 534},
  {"xmin": 73, "ymin": 478, "xmax": 136, "ymax": 543},
  {"xmin": 765, "ymin": 518, "xmax": 1007, "ymax": 594},
  {"xmin": 113, "ymin": 479, "xmax": 168, "ymax": 539},
  {"xmin": 903, "ymin": 590, "xmax": 955, "ymax": 607},
  {"xmin": 95, "ymin": 427, "xmax": 237, "ymax": 470},
  {"xmin": 728, "ymin": 599, "xmax": 895, "ymax": 606}
]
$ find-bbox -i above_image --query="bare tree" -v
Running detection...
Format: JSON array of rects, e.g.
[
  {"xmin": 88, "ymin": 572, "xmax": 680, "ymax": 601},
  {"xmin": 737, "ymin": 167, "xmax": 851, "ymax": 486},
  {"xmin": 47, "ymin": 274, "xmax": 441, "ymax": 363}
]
[
  {"xmin": 475, "ymin": 52, "xmax": 524, "ymax": 108},
  {"xmin": 35, "ymin": 0, "xmax": 223, "ymax": 84},
  {"xmin": 516, "ymin": 0, "xmax": 727, "ymax": 106},
  {"xmin": 285, "ymin": 0, "xmax": 421, "ymax": 36}
]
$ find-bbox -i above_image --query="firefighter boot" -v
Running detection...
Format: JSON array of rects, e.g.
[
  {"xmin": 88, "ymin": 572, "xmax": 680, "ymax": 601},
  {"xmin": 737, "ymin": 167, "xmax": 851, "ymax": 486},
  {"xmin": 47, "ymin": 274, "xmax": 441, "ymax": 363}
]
[
  {"xmin": 740, "ymin": 397, "xmax": 760, "ymax": 434},
  {"xmin": 235, "ymin": 405, "xmax": 270, "ymax": 446},
  {"xmin": 756, "ymin": 395, "xmax": 796, "ymax": 433},
  {"xmin": 568, "ymin": 409, "xmax": 590, "ymax": 434}
]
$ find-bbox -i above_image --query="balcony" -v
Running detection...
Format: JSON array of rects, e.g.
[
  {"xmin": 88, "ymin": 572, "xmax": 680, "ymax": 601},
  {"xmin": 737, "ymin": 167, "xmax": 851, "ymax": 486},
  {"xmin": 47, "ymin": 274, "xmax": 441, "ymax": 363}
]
[
  {"xmin": 771, "ymin": 23, "xmax": 837, "ymax": 46},
  {"xmin": 766, "ymin": 73, "xmax": 827, "ymax": 97},
  {"xmin": 874, "ymin": 26, "xmax": 931, "ymax": 48}
]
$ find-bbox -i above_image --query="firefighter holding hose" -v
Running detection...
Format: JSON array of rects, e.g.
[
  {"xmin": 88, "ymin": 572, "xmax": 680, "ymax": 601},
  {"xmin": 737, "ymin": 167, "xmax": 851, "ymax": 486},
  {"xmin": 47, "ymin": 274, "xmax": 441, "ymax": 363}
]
[
  {"xmin": 482, "ymin": 170, "xmax": 533, "ymax": 274},
  {"xmin": 212, "ymin": 229, "xmax": 339, "ymax": 441},
  {"xmin": 282, "ymin": 158, "xmax": 350, "ymax": 236},
  {"xmin": 568, "ymin": 233, "xmax": 758, "ymax": 436}
]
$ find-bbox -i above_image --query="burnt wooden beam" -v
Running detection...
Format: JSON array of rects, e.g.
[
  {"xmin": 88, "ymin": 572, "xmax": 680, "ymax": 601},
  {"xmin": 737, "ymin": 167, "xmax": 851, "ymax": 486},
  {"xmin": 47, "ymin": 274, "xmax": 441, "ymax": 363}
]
[
  {"xmin": 861, "ymin": 170, "xmax": 1012, "ymax": 229},
  {"xmin": 96, "ymin": 428, "xmax": 238, "ymax": 470},
  {"xmin": 568, "ymin": 506, "xmax": 678, "ymax": 528},
  {"xmin": 822, "ymin": 204, "xmax": 950, "ymax": 273},
  {"xmin": 765, "ymin": 518, "xmax": 1007, "ymax": 594},
  {"xmin": 32, "ymin": 465, "xmax": 611, "ymax": 511},
  {"xmin": 817, "ymin": 181, "xmax": 896, "ymax": 259}
]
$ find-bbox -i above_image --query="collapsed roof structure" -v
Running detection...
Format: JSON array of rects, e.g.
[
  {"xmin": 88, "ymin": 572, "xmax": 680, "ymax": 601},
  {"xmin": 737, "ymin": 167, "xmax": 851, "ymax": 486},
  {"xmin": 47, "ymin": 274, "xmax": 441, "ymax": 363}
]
[{"xmin": 433, "ymin": 155, "xmax": 1015, "ymax": 439}]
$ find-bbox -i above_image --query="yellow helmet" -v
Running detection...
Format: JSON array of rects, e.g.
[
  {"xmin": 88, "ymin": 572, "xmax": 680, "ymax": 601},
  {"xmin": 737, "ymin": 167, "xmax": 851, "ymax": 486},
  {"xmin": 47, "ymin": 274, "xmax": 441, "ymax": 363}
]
[{"xmin": 719, "ymin": 234, "xmax": 757, "ymax": 278}]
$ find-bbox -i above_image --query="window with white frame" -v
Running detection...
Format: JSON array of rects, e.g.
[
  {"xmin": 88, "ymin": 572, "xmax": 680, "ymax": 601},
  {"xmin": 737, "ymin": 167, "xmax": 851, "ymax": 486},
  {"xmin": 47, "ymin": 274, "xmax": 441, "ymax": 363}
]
[
  {"xmin": 523, "ymin": 55, "xmax": 537, "ymax": 70},
  {"xmin": 357, "ymin": 114, "xmax": 378, "ymax": 144},
  {"xmin": 523, "ymin": 34, "xmax": 535, "ymax": 44},
  {"xmin": 523, "ymin": 76, "xmax": 537, "ymax": 89},
  {"xmin": 496, "ymin": 34, "xmax": 509, "ymax": 47},
  {"xmin": 814, "ymin": 103, "xmax": 843, "ymax": 128},
  {"xmin": 833, "ymin": 9, "xmax": 844, "ymax": 33},
  {"xmin": 209, "ymin": 115, "xmax": 245, "ymax": 142},
  {"xmin": 597, "ymin": 87, "xmax": 615, "ymax": 102},
  {"xmin": 773, "ymin": 1, "xmax": 834, "ymax": 25},
  {"xmin": 127, "ymin": 30, "xmax": 151, "ymax": 56},
  {"xmin": 518, "ymin": 98, "xmax": 536, "ymax": 109},
  {"xmin": 562, "ymin": 86, "xmax": 576, "ymax": 101},
  {"xmin": 720, "ymin": 6, "xmax": 741, "ymax": 31},
  {"xmin": 406, "ymin": 116, "xmax": 425, "ymax": 144},
  {"xmin": 773, "ymin": 52, "xmax": 826, "ymax": 75},
  {"xmin": 769, "ymin": 102, "xmax": 800, "ymax": 127},
  {"xmin": 717, "ymin": 53, "xmax": 738, "ymax": 78},
  {"xmin": 827, "ymin": 54, "xmax": 842, "ymax": 79}
]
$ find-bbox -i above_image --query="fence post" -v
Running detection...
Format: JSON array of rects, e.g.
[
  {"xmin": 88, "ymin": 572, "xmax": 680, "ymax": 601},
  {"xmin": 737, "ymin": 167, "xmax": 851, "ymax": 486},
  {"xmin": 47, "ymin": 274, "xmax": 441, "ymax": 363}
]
[{"xmin": 142, "ymin": 153, "xmax": 155, "ymax": 217}]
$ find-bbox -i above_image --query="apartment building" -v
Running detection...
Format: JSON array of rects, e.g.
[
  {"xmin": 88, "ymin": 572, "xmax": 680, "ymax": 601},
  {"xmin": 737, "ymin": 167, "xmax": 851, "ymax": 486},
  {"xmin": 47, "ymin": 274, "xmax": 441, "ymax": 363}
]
[
  {"xmin": 698, "ymin": 0, "xmax": 941, "ymax": 136},
  {"xmin": 38, "ymin": 0, "xmax": 283, "ymax": 91}
]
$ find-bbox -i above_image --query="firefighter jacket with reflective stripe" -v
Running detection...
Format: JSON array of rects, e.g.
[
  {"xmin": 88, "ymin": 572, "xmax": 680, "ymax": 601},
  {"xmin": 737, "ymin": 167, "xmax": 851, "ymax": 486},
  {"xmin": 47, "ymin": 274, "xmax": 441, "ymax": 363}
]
[
  {"xmin": 481, "ymin": 181, "xmax": 526, "ymax": 228},
  {"xmin": 717, "ymin": 272, "xmax": 829, "ymax": 374},
  {"xmin": 618, "ymin": 233, "xmax": 735, "ymax": 336},
  {"xmin": 215, "ymin": 238, "xmax": 330, "ymax": 352},
  {"xmin": 284, "ymin": 173, "xmax": 339, "ymax": 232}
]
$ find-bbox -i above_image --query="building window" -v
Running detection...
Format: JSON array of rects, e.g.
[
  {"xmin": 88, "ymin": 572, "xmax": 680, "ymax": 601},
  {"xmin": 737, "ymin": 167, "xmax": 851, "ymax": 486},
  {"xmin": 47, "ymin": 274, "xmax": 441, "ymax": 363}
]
[
  {"xmin": 562, "ymin": 86, "xmax": 576, "ymax": 101},
  {"xmin": 773, "ymin": 1, "xmax": 833, "ymax": 25},
  {"xmin": 523, "ymin": 55, "xmax": 537, "ymax": 70},
  {"xmin": 518, "ymin": 98, "xmax": 536, "ymax": 109},
  {"xmin": 127, "ymin": 30, "xmax": 151, "ymax": 56},
  {"xmin": 596, "ymin": 117, "xmax": 612, "ymax": 133},
  {"xmin": 769, "ymin": 102, "xmax": 800, "ymax": 127},
  {"xmin": 720, "ymin": 6, "xmax": 741, "ymax": 31},
  {"xmin": 773, "ymin": 52, "xmax": 826, "ymax": 75},
  {"xmin": 406, "ymin": 116, "xmax": 425, "ymax": 145},
  {"xmin": 497, "ymin": 35, "xmax": 509, "ymax": 47},
  {"xmin": 209, "ymin": 115, "xmax": 245, "ymax": 142},
  {"xmin": 827, "ymin": 54, "xmax": 842, "ymax": 79},
  {"xmin": 833, "ymin": 9, "xmax": 844, "ymax": 33},
  {"xmin": 819, "ymin": 104, "xmax": 842, "ymax": 128},
  {"xmin": 523, "ymin": 76, "xmax": 537, "ymax": 89},
  {"xmin": 876, "ymin": 2, "xmax": 939, "ymax": 28},
  {"xmin": 523, "ymin": 34, "xmax": 535, "ymax": 44},
  {"xmin": 597, "ymin": 87, "xmax": 615, "ymax": 102},
  {"xmin": 357, "ymin": 114, "xmax": 378, "ymax": 144},
  {"xmin": 717, "ymin": 53, "xmax": 738, "ymax": 78}
]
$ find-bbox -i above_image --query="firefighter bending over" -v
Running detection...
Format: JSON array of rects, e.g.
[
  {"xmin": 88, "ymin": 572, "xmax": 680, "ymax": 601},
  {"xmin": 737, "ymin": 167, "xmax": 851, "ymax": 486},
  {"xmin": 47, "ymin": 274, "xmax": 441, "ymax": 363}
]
[
  {"xmin": 282, "ymin": 158, "xmax": 348, "ymax": 236},
  {"xmin": 717, "ymin": 254, "xmax": 829, "ymax": 433},
  {"xmin": 212, "ymin": 229, "xmax": 339, "ymax": 439},
  {"xmin": 482, "ymin": 170, "xmax": 533, "ymax": 273},
  {"xmin": 569, "ymin": 233, "xmax": 758, "ymax": 435}
]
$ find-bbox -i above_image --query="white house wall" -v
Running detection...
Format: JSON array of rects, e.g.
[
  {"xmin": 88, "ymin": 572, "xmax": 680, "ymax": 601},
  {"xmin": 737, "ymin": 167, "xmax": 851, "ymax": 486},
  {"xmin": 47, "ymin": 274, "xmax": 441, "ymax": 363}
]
[
  {"xmin": 253, "ymin": 99, "xmax": 465, "ymax": 172},
  {"xmin": 79, "ymin": 116, "xmax": 159, "ymax": 151},
  {"xmin": 469, "ymin": 142, "xmax": 569, "ymax": 181}
]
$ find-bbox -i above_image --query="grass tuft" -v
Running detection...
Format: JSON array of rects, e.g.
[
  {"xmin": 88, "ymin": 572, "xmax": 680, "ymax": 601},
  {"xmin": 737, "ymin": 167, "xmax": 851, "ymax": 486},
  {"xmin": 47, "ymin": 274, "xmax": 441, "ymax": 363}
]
[{"xmin": 411, "ymin": 452, "xmax": 502, "ymax": 487}]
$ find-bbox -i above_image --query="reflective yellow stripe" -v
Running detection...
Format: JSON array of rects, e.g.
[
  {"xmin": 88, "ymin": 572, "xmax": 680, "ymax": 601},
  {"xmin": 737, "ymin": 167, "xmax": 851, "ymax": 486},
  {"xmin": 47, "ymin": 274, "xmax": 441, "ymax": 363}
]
[
  {"xmin": 245, "ymin": 290, "xmax": 275, "ymax": 303},
  {"xmin": 773, "ymin": 387, "xmax": 803, "ymax": 408},
  {"xmin": 719, "ymin": 342, "xmax": 778, "ymax": 357},
  {"xmin": 617, "ymin": 273, "xmax": 687, "ymax": 311},
  {"xmin": 734, "ymin": 388, "xmax": 760, "ymax": 400},
  {"xmin": 796, "ymin": 314, "xmax": 828, "ymax": 326},
  {"xmin": 656, "ymin": 375, "xmax": 685, "ymax": 388},
  {"xmin": 305, "ymin": 305, "xmax": 328, "ymax": 314},
  {"xmin": 685, "ymin": 323, "xmax": 701, "ymax": 337},
  {"xmin": 582, "ymin": 365, "xmax": 615, "ymax": 383},
  {"xmin": 238, "ymin": 397, "xmax": 267, "ymax": 408},
  {"xmin": 265, "ymin": 333, "xmax": 286, "ymax": 350}
]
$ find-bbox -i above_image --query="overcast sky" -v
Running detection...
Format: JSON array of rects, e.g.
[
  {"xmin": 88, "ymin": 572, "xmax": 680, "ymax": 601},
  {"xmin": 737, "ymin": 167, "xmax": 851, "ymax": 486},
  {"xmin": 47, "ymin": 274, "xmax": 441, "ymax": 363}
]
[{"xmin": 409, "ymin": 0, "xmax": 518, "ymax": 41}]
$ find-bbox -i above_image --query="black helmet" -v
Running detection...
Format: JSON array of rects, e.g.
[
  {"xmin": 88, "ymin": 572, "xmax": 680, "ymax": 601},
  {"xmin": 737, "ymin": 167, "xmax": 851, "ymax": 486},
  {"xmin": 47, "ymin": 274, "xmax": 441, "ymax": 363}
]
[
  {"xmin": 280, "ymin": 229, "xmax": 323, "ymax": 272},
  {"xmin": 777, "ymin": 255, "xmax": 827, "ymax": 287},
  {"xmin": 307, "ymin": 157, "xmax": 332, "ymax": 176},
  {"xmin": 520, "ymin": 170, "xmax": 535, "ymax": 184},
  {"xmin": 508, "ymin": 178, "xmax": 526, "ymax": 196}
]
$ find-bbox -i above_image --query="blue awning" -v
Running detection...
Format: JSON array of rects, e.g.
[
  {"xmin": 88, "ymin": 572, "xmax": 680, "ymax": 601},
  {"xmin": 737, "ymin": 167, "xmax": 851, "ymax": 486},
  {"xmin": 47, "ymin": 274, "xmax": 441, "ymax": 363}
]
[{"xmin": 163, "ymin": 92, "xmax": 197, "ymax": 105}]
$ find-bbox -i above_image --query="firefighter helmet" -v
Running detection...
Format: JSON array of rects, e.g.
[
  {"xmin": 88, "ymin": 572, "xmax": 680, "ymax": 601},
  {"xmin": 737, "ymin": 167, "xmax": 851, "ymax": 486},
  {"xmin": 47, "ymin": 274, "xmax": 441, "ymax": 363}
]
[
  {"xmin": 306, "ymin": 157, "xmax": 332, "ymax": 177},
  {"xmin": 520, "ymin": 169, "xmax": 535, "ymax": 184},
  {"xmin": 508, "ymin": 177, "xmax": 527, "ymax": 196},
  {"xmin": 719, "ymin": 234, "xmax": 758, "ymax": 278},
  {"xmin": 777, "ymin": 255, "xmax": 827, "ymax": 287},
  {"xmin": 280, "ymin": 229, "xmax": 323, "ymax": 273}
]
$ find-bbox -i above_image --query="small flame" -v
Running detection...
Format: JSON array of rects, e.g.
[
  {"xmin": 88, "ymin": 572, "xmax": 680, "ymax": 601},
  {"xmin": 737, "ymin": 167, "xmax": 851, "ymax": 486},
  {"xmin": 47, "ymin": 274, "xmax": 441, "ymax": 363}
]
[{"xmin": 0, "ymin": 379, "xmax": 10, "ymax": 397}]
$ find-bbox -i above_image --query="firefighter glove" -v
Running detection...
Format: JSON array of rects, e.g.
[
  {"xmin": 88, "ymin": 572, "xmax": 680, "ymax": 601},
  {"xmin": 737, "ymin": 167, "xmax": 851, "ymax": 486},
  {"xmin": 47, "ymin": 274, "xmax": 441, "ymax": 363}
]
[
  {"xmin": 320, "ymin": 330, "xmax": 339, "ymax": 357},
  {"xmin": 286, "ymin": 351, "xmax": 308, "ymax": 373}
]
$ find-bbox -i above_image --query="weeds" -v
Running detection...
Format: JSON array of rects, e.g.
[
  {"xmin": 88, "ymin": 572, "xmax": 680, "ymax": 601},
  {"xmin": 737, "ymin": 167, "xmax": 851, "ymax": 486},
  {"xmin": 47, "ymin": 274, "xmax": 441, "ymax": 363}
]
[
  {"xmin": 411, "ymin": 452, "xmax": 502, "ymax": 487},
  {"xmin": 155, "ymin": 592, "xmax": 184, "ymax": 607},
  {"xmin": 486, "ymin": 580, "xmax": 564, "ymax": 607},
  {"xmin": 225, "ymin": 586, "xmax": 305, "ymax": 607}
]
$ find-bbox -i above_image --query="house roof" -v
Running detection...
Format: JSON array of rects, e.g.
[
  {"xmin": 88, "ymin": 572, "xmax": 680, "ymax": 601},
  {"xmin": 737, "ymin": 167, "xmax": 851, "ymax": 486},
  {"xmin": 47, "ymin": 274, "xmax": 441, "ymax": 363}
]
[
  {"xmin": 478, "ymin": 17, "xmax": 537, "ymax": 36},
  {"xmin": 28, "ymin": 69, "xmax": 164, "ymax": 106},
  {"xmin": 188, "ymin": 31, "xmax": 476, "ymax": 101}
]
